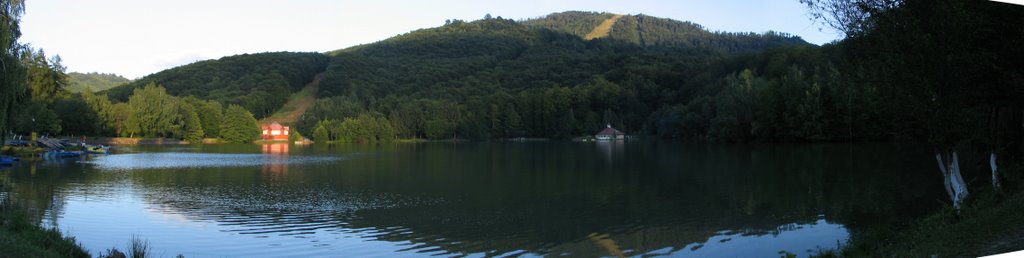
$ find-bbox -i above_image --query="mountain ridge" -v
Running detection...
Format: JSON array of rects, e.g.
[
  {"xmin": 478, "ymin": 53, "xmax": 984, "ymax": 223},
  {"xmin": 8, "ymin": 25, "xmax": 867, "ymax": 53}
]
[
  {"xmin": 68, "ymin": 72, "xmax": 131, "ymax": 93},
  {"xmin": 101, "ymin": 11, "xmax": 815, "ymax": 140}
]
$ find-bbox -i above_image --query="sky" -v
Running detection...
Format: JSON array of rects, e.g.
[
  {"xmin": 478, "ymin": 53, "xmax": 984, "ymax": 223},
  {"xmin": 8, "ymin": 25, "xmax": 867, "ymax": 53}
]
[{"xmin": 19, "ymin": 0, "xmax": 843, "ymax": 79}]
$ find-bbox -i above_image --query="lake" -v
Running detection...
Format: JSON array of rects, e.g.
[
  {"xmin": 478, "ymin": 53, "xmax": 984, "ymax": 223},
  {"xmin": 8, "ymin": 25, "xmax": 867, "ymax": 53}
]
[{"xmin": 0, "ymin": 142, "xmax": 944, "ymax": 257}]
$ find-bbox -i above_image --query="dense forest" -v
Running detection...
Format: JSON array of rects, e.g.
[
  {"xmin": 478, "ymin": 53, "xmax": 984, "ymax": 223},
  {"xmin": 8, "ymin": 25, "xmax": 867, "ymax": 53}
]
[
  {"xmin": 104, "ymin": 52, "xmax": 330, "ymax": 118},
  {"xmin": 524, "ymin": 11, "xmax": 809, "ymax": 53},
  {"xmin": 303, "ymin": 13, "xmax": 814, "ymax": 142},
  {"xmin": 67, "ymin": 72, "xmax": 130, "ymax": 93},
  {"xmin": 0, "ymin": 41, "xmax": 265, "ymax": 142},
  {"xmin": 3, "ymin": 5, "xmax": 1022, "ymax": 154},
  {"xmin": 3, "ymin": 1, "xmax": 1024, "ymax": 256}
]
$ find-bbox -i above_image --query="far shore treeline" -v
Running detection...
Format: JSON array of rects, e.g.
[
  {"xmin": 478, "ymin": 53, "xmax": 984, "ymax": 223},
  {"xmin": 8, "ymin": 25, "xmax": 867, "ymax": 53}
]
[{"xmin": 2, "ymin": 4, "xmax": 1022, "ymax": 151}]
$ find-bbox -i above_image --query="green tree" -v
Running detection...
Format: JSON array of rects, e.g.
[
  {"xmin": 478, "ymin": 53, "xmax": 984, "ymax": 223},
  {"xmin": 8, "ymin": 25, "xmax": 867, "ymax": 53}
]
[
  {"xmin": 425, "ymin": 119, "xmax": 454, "ymax": 140},
  {"xmin": 0, "ymin": 0, "xmax": 27, "ymax": 144},
  {"xmin": 126, "ymin": 83, "xmax": 179, "ymax": 137},
  {"xmin": 187, "ymin": 97, "xmax": 223, "ymax": 138},
  {"xmin": 503, "ymin": 104, "xmax": 522, "ymax": 137},
  {"xmin": 12, "ymin": 101, "xmax": 60, "ymax": 135},
  {"xmin": 289, "ymin": 128, "xmax": 304, "ymax": 142},
  {"xmin": 53, "ymin": 95, "xmax": 99, "ymax": 135},
  {"xmin": 219, "ymin": 104, "xmax": 259, "ymax": 143},
  {"xmin": 312, "ymin": 122, "xmax": 329, "ymax": 143},
  {"xmin": 177, "ymin": 102, "xmax": 204, "ymax": 142},
  {"xmin": 333, "ymin": 113, "xmax": 395, "ymax": 143},
  {"xmin": 111, "ymin": 102, "xmax": 132, "ymax": 137},
  {"xmin": 371, "ymin": 114, "xmax": 395, "ymax": 142},
  {"xmin": 81, "ymin": 91, "xmax": 116, "ymax": 135},
  {"xmin": 22, "ymin": 48, "xmax": 68, "ymax": 103}
]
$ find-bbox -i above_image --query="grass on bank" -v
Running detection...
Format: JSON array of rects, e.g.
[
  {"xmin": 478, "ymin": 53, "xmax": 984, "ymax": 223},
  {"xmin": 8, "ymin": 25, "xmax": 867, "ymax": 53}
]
[
  {"xmin": 821, "ymin": 167, "xmax": 1024, "ymax": 257},
  {"xmin": 0, "ymin": 203, "xmax": 89, "ymax": 258}
]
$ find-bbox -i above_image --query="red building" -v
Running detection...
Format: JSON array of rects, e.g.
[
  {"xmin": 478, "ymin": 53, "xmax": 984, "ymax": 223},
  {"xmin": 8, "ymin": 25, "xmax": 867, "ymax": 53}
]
[{"xmin": 261, "ymin": 122, "xmax": 290, "ymax": 141}]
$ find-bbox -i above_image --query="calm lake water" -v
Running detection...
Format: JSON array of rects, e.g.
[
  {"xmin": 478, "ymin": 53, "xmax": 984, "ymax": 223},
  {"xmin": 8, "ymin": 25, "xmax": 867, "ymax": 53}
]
[{"xmin": 0, "ymin": 142, "xmax": 945, "ymax": 257}]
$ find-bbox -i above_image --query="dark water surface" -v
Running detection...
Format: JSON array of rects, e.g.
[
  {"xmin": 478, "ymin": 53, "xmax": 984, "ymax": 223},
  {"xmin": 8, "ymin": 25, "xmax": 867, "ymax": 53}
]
[{"xmin": 0, "ymin": 142, "xmax": 944, "ymax": 257}]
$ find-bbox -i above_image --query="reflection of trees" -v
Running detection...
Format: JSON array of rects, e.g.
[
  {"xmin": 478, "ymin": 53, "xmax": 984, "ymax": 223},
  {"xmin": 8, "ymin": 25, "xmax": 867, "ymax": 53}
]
[
  {"xmin": 1, "ymin": 160, "xmax": 91, "ymax": 227},
  {"xmin": 124, "ymin": 142, "xmax": 942, "ymax": 256}
]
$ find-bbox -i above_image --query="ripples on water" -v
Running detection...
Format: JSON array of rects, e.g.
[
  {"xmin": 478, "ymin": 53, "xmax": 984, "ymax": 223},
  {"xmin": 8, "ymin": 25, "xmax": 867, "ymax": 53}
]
[
  {"xmin": 83, "ymin": 153, "xmax": 340, "ymax": 170},
  {"xmin": 8, "ymin": 143, "xmax": 937, "ymax": 257}
]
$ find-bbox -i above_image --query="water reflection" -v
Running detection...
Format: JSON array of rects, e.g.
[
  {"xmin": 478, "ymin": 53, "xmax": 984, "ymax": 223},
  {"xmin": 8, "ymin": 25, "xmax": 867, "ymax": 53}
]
[
  {"xmin": 84, "ymin": 152, "xmax": 336, "ymax": 170},
  {"xmin": 595, "ymin": 140, "xmax": 624, "ymax": 164},
  {"xmin": 261, "ymin": 143, "xmax": 289, "ymax": 174},
  {"xmin": 0, "ymin": 142, "xmax": 944, "ymax": 257}
]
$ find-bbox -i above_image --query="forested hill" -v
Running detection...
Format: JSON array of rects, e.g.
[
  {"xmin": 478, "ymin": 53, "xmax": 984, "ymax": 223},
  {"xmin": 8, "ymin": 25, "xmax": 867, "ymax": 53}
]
[
  {"xmin": 67, "ymin": 72, "xmax": 131, "ymax": 93},
  {"xmin": 92, "ymin": 11, "xmax": 820, "ymax": 141},
  {"xmin": 301, "ymin": 13, "xmax": 824, "ymax": 141},
  {"xmin": 522, "ymin": 11, "xmax": 810, "ymax": 52},
  {"xmin": 104, "ymin": 52, "xmax": 330, "ymax": 118}
]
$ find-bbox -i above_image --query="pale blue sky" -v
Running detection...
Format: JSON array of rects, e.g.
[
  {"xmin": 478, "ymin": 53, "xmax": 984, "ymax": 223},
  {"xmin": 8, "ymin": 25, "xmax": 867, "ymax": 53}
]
[{"xmin": 20, "ymin": 0, "xmax": 841, "ymax": 79}]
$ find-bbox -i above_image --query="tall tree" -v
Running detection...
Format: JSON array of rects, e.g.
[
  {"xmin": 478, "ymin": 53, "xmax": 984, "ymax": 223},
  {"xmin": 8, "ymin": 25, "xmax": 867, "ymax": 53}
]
[
  {"xmin": 177, "ymin": 102, "xmax": 204, "ymax": 142},
  {"xmin": 219, "ymin": 104, "xmax": 260, "ymax": 143},
  {"xmin": 53, "ymin": 95, "xmax": 99, "ymax": 135},
  {"xmin": 11, "ymin": 101, "xmax": 60, "ymax": 135},
  {"xmin": 0, "ymin": 0, "xmax": 26, "ymax": 144},
  {"xmin": 125, "ymin": 83, "xmax": 179, "ymax": 137},
  {"xmin": 183, "ymin": 96, "xmax": 223, "ymax": 138},
  {"xmin": 81, "ymin": 91, "xmax": 116, "ymax": 135},
  {"xmin": 22, "ymin": 48, "xmax": 68, "ymax": 103},
  {"xmin": 803, "ymin": 0, "xmax": 1024, "ymax": 209}
]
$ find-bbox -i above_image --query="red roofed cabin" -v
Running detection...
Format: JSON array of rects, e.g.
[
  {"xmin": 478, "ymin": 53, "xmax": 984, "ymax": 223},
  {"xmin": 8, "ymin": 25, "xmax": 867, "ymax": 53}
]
[
  {"xmin": 595, "ymin": 124, "xmax": 625, "ymax": 141},
  {"xmin": 261, "ymin": 122, "xmax": 290, "ymax": 141}
]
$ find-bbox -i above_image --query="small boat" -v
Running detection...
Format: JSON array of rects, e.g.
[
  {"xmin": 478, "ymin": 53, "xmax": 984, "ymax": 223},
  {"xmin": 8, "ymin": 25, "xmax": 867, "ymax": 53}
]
[
  {"xmin": 83, "ymin": 144, "xmax": 110, "ymax": 154},
  {"xmin": 5, "ymin": 139, "xmax": 29, "ymax": 146},
  {"xmin": 41, "ymin": 150, "xmax": 83, "ymax": 159},
  {"xmin": 0, "ymin": 155, "xmax": 17, "ymax": 166}
]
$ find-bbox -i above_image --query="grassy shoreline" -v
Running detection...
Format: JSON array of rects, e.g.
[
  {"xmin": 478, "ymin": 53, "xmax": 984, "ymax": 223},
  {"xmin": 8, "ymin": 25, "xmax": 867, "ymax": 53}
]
[
  {"xmin": 823, "ymin": 169, "xmax": 1024, "ymax": 257},
  {"xmin": 0, "ymin": 204, "xmax": 89, "ymax": 257}
]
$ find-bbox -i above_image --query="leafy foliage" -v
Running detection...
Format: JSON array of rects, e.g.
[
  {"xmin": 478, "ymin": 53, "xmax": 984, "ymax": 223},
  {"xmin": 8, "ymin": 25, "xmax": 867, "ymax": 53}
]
[
  {"xmin": 123, "ymin": 83, "xmax": 180, "ymax": 138},
  {"xmin": 21, "ymin": 47, "xmax": 68, "ymax": 103},
  {"xmin": 67, "ymin": 72, "xmax": 130, "ymax": 93},
  {"xmin": 10, "ymin": 100, "xmax": 60, "ymax": 135},
  {"xmin": 219, "ymin": 104, "xmax": 260, "ymax": 143},
  {"xmin": 187, "ymin": 97, "xmax": 223, "ymax": 138},
  {"xmin": 524, "ymin": 11, "xmax": 810, "ymax": 53},
  {"xmin": 53, "ymin": 95, "xmax": 99, "ymax": 136},
  {"xmin": 521, "ymin": 11, "xmax": 615, "ymax": 38},
  {"xmin": 308, "ymin": 14, "xmax": 811, "ymax": 140},
  {"xmin": 0, "ymin": 0, "xmax": 27, "ymax": 144},
  {"xmin": 104, "ymin": 52, "xmax": 329, "ymax": 118},
  {"xmin": 178, "ymin": 102, "xmax": 204, "ymax": 142}
]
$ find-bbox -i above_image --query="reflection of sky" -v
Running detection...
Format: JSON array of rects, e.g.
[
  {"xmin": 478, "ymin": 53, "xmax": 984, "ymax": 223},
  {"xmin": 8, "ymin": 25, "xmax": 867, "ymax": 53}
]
[
  {"xmin": 672, "ymin": 219, "xmax": 848, "ymax": 257},
  {"xmin": 83, "ymin": 153, "xmax": 339, "ymax": 170},
  {"xmin": 35, "ymin": 147, "xmax": 862, "ymax": 257},
  {"xmin": 54, "ymin": 188, "xmax": 847, "ymax": 257},
  {"xmin": 54, "ymin": 187, "xmax": 433, "ymax": 257}
]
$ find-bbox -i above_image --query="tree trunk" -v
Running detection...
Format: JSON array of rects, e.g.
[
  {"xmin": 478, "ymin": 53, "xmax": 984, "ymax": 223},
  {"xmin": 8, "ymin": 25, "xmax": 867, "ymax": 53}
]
[
  {"xmin": 935, "ymin": 150, "xmax": 969, "ymax": 211},
  {"xmin": 991, "ymin": 152, "xmax": 1000, "ymax": 191},
  {"xmin": 935, "ymin": 152, "xmax": 954, "ymax": 201}
]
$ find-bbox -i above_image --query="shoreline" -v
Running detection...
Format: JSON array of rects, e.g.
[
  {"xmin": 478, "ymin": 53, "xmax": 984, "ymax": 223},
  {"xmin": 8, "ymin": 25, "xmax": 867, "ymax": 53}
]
[{"xmin": 819, "ymin": 168, "xmax": 1024, "ymax": 257}]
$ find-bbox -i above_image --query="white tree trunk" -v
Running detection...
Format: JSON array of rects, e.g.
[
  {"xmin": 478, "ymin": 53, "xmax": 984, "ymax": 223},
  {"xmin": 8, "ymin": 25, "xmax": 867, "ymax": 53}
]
[
  {"xmin": 950, "ymin": 152, "xmax": 969, "ymax": 207},
  {"xmin": 935, "ymin": 152, "xmax": 954, "ymax": 201},
  {"xmin": 935, "ymin": 151, "xmax": 969, "ymax": 211},
  {"xmin": 991, "ymin": 152, "xmax": 1000, "ymax": 191}
]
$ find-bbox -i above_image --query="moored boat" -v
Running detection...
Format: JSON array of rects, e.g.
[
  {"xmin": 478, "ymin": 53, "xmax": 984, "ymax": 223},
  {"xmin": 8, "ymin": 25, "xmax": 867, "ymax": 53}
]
[
  {"xmin": 41, "ymin": 150, "xmax": 83, "ymax": 159},
  {"xmin": 0, "ymin": 155, "xmax": 17, "ymax": 166},
  {"xmin": 83, "ymin": 144, "xmax": 110, "ymax": 154}
]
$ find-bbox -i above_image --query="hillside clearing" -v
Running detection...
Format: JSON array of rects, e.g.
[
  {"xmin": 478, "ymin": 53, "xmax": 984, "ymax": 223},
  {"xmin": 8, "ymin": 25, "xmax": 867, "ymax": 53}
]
[
  {"xmin": 584, "ymin": 14, "xmax": 623, "ymax": 40},
  {"xmin": 258, "ymin": 72, "xmax": 325, "ymax": 125}
]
